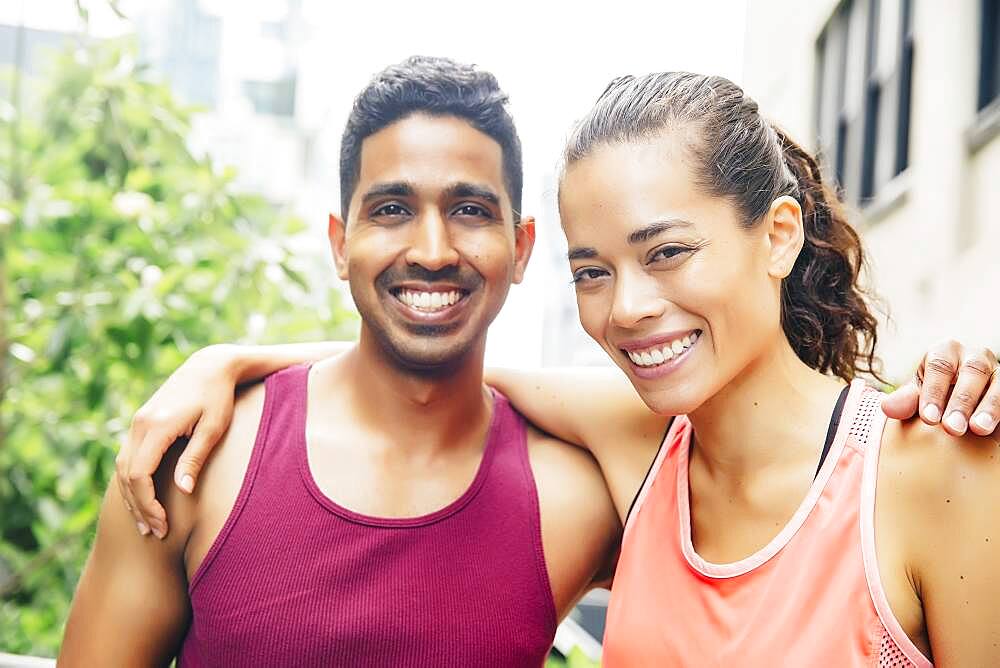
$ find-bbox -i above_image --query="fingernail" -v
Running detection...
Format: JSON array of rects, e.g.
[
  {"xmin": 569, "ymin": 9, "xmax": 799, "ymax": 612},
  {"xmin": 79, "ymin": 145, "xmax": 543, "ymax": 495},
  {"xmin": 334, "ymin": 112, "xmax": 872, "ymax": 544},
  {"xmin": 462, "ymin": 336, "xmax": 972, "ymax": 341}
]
[
  {"xmin": 973, "ymin": 412, "xmax": 997, "ymax": 432},
  {"xmin": 137, "ymin": 521, "xmax": 150, "ymax": 536},
  {"xmin": 945, "ymin": 411, "xmax": 967, "ymax": 434},
  {"xmin": 153, "ymin": 528, "xmax": 165, "ymax": 540},
  {"xmin": 922, "ymin": 404, "xmax": 941, "ymax": 423},
  {"xmin": 180, "ymin": 474, "xmax": 194, "ymax": 494}
]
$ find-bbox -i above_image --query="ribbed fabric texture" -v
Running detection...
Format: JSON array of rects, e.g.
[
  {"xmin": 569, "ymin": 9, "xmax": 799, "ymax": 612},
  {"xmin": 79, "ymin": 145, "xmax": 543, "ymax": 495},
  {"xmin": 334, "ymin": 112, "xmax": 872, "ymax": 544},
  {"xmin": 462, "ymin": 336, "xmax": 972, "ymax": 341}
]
[{"xmin": 178, "ymin": 365, "xmax": 556, "ymax": 667}]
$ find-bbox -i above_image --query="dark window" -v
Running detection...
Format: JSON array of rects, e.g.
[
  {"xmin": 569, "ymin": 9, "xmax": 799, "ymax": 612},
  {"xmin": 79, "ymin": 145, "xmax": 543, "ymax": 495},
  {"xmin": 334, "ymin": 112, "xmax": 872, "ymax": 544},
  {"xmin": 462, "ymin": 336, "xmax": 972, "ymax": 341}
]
[
  {"xmin": 815, "ymin": 0, "xmax": 913, "ymax": 207},
  {"xmin": 980, "ymin": 0, "xmax": 1000, "ymax": 110}
]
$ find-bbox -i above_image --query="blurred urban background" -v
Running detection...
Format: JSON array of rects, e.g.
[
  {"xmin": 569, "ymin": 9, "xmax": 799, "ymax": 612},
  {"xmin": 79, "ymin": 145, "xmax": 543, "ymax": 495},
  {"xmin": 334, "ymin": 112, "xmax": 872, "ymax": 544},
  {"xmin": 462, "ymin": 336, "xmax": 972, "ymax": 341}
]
[{"xmin": 1, "ymin": 0, "xmax": 997, "ymax": 663}]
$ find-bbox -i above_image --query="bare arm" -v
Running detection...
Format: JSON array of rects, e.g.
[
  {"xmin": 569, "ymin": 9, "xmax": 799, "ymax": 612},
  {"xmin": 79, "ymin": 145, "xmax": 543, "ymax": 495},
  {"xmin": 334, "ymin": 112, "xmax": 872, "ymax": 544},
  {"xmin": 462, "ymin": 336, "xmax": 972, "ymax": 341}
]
[
  {"xmin": 117, "ymin": 339, "xmax": 999, "ymax": 533},
  {"xmin": 881, "ymin": 420, "xmax": 1000, "ymax": 665},
  {"xmin": 59, "ymin": 479, "xmax": 193, "ymax": 666},
  {"xmin": 486, "ymin": 366, "xmax": 668, "ymax": 458},
  {"xmin": 921, "ymin": 432, "xmax": 1000, "ymax": 665}
]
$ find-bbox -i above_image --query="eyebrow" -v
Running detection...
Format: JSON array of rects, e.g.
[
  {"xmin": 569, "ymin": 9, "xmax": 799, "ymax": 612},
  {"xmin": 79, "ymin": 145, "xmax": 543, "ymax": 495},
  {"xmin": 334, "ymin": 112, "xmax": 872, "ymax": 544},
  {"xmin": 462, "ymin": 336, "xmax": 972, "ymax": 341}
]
[
  {"xmin": 567, "ymin": 246, "xmax": 598, "ymax": 261},
  {"xmin": 627, "ymin": 219, "xmax": 694, "ymax": 245},
  {"xmin": 360, "ymin": 181, "xmax": 501, "ymax": 208},
  {"xmin": 567, "ymin": 218, "xmax": 695, "ymax": 261},
  {"xmin": 443, "ymin": 182, "xmax": 501, "ymax": 207},
  {"xmin": 360, "ymin": 181, "xmax": 415, "ymax": 204}
]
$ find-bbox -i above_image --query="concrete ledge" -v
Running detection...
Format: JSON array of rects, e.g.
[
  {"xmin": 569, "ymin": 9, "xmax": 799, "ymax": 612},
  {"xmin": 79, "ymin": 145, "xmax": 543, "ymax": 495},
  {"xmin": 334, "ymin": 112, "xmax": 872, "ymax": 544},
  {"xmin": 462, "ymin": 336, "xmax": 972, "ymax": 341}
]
[
  {"xmin": 0, "ymin": 653, "xmax": 55, "ymax": 668},
  {"xmin": 967, "ymin": 98, "xmax": 1000, "ymax": 154}
]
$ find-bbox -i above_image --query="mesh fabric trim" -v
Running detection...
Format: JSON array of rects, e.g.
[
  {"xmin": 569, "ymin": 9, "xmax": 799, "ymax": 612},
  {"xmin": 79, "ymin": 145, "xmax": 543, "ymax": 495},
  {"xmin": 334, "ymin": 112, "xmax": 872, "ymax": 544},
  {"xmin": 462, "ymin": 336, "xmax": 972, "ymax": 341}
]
[{"xmin": 878, "ymin": 627, "xmax": 920, "ymax": 667}]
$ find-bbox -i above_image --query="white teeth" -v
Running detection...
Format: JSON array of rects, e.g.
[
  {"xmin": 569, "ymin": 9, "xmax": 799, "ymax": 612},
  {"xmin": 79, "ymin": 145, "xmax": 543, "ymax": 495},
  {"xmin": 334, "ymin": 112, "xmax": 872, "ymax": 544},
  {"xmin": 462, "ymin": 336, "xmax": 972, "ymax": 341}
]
[
  {"xmin": 625, "ymin": 332, "xmax": 700, "ymax": 367},
  {"xmin": 398, "ymin": 290, "xmax": 462, "ymax": 311}
]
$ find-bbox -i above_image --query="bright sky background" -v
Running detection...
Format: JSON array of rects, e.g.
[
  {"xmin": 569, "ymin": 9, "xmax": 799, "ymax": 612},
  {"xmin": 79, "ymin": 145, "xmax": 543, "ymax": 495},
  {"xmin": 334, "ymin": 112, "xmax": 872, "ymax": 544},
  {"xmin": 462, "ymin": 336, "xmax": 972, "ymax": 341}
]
[{"xmin": 4, "ymin": 0, "xmax": 748, "ymax": 368}]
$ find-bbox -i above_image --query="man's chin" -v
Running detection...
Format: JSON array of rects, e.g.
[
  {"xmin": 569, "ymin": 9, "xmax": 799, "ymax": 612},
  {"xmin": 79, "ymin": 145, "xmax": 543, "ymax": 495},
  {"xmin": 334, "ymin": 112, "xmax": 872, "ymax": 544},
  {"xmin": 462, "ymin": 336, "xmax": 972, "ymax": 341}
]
[{"xmin": 380, "ymin": 335, "xmax": 480, "ymax": 375}]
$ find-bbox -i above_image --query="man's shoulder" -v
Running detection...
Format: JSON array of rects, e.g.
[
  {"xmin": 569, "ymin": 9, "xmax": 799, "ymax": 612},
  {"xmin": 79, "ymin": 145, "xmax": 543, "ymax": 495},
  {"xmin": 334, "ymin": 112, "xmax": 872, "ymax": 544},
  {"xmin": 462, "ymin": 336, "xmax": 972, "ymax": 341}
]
[
  {"xmin": 524, "ymin": 425, "xmax": 616, "ymax": 517},
  {"xmin": 525, "ymin": 426, "xmax": 604, "ymax": 483},
  {"xmin": 192, "ymin": 379, "xmax": 267, "ymax": 499}
]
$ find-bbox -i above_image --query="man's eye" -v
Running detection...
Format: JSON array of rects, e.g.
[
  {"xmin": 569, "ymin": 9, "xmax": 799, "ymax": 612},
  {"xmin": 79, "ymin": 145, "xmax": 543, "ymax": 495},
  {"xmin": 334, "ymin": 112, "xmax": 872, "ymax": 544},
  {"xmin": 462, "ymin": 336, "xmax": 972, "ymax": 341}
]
[
  {"xmin": 373, "ymin": 203, "xmax": 409, "ymax": 217},
  {"xmin": 571, "ymin": 267, "xmax": 608, "ymax": 284},
  {"xmin": 453, "ymin": 204, "xmax": 493, "ymax": 218}
]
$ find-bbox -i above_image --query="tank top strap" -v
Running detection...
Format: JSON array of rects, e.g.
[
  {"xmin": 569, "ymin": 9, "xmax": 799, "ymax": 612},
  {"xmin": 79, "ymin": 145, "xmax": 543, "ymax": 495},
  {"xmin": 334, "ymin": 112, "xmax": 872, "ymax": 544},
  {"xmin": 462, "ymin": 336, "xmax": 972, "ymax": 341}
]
[
  {"xmin": 262, "ymin": 363, "xmax": 310, "ymax": 445},
  {"xmin": 187, "ymin": 364, "xmax": 310, "ymax": 593},
  {"xmin": 486, "ymin": 389, "xmax": 524, "ymax": 452},
  {"xmin": 856, "ymin": 381, "xmax": 932, "ymax": 667},
  {"xmin": 840, "ymin": 379, "xmax": 888, "ymax": 455},
  {"xmin": 623, "ymin": 416, "xmax": 689, "ymax": 541}
]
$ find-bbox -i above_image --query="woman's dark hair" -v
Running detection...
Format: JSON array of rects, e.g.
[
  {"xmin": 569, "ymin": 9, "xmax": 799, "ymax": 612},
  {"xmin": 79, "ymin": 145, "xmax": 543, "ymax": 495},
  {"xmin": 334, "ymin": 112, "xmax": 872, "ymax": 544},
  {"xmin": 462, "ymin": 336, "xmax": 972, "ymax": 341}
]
[
  {"xmin": 564, "ymin": 72, "xmax": 882, "ymax": 382},
  {"xmin": 339, "ymin": 56, "xmax": 522, "ymax": 221}
]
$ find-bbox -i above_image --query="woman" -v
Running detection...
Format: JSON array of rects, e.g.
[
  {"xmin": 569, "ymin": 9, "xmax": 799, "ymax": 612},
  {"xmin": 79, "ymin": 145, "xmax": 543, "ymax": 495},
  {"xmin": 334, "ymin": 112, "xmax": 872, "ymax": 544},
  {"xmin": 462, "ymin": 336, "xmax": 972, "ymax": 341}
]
[
  {"xmin": 120, "ymin": 73, "xmax": 1000, "ymax": 664},
  {"xmin": 509, "ymin": 72, "xmax": 1000, "ymax": 665}
]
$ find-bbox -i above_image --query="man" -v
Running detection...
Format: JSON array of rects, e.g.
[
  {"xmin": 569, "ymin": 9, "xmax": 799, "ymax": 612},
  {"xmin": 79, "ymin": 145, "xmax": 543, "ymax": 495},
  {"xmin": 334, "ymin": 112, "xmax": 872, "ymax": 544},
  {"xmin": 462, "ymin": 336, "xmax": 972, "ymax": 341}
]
[{"xmin": 60, "ymin": 56, "xmax": 620, "ymax": 666}]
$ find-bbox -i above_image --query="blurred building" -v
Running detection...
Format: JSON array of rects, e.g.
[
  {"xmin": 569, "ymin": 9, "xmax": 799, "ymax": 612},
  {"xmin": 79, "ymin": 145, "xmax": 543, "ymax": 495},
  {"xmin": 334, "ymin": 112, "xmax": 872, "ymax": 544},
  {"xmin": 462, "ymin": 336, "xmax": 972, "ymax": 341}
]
[
  {"xmin": 743, "ymin": 0, "xmax": 1000, "ymax": 378},
  {"xmin": 0, "ymin": 24, "xmax": 73, "ymax": 77},
  {"xmin": 133, "ymin": 0, "xmax": 315, "ymax": 206}
]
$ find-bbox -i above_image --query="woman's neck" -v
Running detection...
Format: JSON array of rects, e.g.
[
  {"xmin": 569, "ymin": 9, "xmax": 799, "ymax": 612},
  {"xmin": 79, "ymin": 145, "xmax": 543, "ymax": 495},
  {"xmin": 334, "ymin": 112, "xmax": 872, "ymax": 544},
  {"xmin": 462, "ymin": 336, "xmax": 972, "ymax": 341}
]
[{"xmin": 687, "ymin": 338, "xmax": 847, "ymax": 481}]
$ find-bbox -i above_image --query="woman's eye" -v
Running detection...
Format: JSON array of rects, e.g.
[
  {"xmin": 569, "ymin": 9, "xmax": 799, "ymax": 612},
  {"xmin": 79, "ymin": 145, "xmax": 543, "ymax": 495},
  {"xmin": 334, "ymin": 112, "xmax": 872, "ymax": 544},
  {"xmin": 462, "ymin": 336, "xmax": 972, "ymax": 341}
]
[
  {"xmin": 571, "ymin": 267, "xmax": 608, "ymax": 284},
  {"xmin": 649, "ymin": 245, "xmax": 694, "ymax": 264},
  {"xmin": 372, "ymin": 203, "xmax": 409, "ymax": 217}
]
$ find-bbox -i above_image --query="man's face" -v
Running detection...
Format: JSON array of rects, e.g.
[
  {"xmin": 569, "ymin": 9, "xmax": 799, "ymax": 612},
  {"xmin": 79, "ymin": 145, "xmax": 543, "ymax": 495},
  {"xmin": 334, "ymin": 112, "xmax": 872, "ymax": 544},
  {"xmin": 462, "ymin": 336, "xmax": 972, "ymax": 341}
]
[{"xmin": 331, "ymin": 113, "xmax": 534, "ymax": 373}]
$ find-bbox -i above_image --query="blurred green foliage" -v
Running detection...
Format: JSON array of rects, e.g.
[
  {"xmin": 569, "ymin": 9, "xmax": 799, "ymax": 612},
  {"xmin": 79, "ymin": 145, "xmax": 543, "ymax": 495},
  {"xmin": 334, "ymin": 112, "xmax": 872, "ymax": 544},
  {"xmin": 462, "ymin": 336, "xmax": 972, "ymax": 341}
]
[
  {"xmin": 546, "ymin": 648, "xmax": 601, "ymax": 668},
  {"xmin": 0, "ymin": 37, "xmax": 356, "ymax": 656}
]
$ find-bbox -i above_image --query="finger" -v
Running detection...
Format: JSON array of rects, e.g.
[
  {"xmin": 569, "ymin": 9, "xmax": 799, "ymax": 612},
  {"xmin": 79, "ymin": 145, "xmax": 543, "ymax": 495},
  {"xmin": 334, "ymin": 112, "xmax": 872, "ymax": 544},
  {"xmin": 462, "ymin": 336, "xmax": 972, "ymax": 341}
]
[
  {"xmin": 126, "ymin": 468, "xmax": 164, "ymax": 538},
  {"xmin": 881, "ymin": 379, "xmax": 920, "ymax": 420},
  {"xmin": 116, "ymin": 450, "xmax": 150, "ymax": 537},
  {"xmin": 115, "ymin": 449, "xmax": 149, "ymax": 536},
  {"xmin": 917, "ymin": 341, "xmax": 961, "ymax": 425},
  {"xmin": 970, "ymin": 369, "xmax": 1000, "ymax": 436},
  {"xmin": 129, "ymin": 425, "xmax": 179, "ymax": 538},
  {"xmin": 122, "ymin": 413, "xmax": 155, "ymax": 534},
  {"xmin": 941, "ymin": 349, "xmax": 995, "ymax": 436},
  {"xmin": 173, "ymin": 414, "xmax": 227, "ymax": 495}
]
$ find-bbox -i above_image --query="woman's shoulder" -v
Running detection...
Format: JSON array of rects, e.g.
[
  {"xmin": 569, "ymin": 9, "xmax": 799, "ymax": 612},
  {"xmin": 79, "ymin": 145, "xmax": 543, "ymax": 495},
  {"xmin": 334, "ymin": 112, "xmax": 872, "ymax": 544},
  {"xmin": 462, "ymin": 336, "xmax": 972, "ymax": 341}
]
[
  {"xmin": 880, "ymin": 417, "xmax": 1000, "ymax": 500},
  {"xmin": 878, "ymin": 417, "xmax": 1000, "ymax": 555}
]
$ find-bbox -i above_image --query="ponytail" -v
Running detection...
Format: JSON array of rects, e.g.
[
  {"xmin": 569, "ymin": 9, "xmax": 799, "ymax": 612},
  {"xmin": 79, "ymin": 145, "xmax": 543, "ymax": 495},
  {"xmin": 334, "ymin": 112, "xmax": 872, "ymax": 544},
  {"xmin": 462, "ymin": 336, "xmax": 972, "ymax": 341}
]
[{"xmin": 772, "ymin": 126, "xmax": 883, "ymax": 382}]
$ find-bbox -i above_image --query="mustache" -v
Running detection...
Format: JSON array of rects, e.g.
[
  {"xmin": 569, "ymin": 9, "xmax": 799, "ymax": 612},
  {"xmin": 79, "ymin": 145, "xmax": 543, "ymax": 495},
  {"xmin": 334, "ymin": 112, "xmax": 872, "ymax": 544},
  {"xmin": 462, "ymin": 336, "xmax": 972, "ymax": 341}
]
[{"xmin": 375, "ymin": 264, "xmax": 483, "ymax": 291}]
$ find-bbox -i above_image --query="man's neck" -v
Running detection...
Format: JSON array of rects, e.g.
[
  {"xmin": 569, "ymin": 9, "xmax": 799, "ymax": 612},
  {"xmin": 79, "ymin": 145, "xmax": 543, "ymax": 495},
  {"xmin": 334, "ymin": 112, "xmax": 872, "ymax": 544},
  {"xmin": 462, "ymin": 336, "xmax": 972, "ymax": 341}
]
[{"xmin": 319, "ymin": 330, "xmax": 494, "ymax": 456}]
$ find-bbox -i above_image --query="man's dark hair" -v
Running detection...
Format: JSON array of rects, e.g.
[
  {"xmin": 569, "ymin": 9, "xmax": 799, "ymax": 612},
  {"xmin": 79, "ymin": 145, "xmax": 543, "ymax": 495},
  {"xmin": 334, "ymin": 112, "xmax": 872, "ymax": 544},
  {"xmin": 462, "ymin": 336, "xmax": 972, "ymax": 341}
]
[{"xmin": 339, "ymin": 56, "xmax": 523, "ymax": 221}]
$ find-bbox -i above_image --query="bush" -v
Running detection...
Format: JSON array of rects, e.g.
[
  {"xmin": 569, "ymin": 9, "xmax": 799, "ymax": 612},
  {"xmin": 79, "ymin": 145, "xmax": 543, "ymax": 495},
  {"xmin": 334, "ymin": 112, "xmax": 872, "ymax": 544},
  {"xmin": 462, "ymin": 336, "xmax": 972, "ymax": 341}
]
[{"xmin": 0, "ymin": 37, "xmax": 356, "ymax": 656}]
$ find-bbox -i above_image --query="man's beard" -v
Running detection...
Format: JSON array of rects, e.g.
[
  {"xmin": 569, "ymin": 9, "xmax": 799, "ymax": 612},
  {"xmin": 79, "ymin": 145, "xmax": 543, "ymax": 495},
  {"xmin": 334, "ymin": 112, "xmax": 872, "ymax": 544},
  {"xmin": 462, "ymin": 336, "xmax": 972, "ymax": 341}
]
[{"xmin": 354, "ymin": 263, "xmax": 487, "ymax": 375}]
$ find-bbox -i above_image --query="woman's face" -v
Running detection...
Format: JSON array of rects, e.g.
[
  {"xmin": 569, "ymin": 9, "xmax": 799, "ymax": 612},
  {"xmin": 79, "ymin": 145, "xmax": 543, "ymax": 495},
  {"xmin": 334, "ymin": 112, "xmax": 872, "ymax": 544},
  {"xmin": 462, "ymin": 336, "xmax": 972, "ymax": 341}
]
[{"xmin": 559, "ymin": 133, "xmax": 799, "ymax": 415}]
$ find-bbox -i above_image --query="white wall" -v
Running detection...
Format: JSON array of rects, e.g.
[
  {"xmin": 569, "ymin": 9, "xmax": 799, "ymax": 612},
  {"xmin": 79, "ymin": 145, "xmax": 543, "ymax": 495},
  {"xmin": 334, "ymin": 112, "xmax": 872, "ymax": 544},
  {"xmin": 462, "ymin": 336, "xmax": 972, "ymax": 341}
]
[{"xmin": 744, "ymin": 0, "xmax": 1000, "ymax": 380}]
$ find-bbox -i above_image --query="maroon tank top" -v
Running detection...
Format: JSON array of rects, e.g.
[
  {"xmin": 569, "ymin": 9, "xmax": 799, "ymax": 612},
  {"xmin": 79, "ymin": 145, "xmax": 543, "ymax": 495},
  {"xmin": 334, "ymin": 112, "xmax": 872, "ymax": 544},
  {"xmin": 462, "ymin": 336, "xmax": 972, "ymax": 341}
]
[{"xmin": 178, "ymin": 365, "xmax": 556, "ymax": 666}]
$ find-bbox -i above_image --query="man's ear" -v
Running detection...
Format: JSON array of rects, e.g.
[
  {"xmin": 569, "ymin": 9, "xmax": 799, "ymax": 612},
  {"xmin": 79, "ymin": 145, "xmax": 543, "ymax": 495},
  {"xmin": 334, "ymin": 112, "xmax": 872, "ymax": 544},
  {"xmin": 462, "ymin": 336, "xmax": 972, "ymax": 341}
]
[
  {"xmin": 764, "ymin": 196, "xmax": 804, "ymax": 280},
  {"xmin": 512, "ymin": 216, "xmax": 536, "ymax": 284},
  {"xmin": 328, "ymin": 213, "xmax": 349, "ymax": 281}
]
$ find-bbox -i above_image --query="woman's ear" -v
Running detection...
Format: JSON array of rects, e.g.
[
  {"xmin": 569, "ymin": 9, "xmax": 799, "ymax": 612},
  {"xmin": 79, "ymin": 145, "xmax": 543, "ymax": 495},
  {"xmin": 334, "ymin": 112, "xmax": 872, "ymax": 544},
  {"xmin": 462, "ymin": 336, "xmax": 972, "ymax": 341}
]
[{"xmin": 765, "ymin": 195, "xmax": 804, "ymax": 279}]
